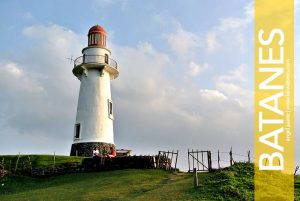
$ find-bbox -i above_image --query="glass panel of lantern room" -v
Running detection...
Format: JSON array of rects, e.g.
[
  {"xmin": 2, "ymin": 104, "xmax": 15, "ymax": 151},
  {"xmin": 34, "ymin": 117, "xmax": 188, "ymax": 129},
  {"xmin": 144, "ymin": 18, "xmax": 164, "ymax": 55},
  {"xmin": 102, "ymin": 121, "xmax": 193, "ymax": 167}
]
[
  {"xmin": 99, "ymin": 33, "xmax": 102, "ymax": 46},
  {"xmin": 92, "ymin": 34, "xmax": 95, "ymax": 45},
  {"xmin": 95, "ymin": 33, "xmax": 99, "ymax": 45}
]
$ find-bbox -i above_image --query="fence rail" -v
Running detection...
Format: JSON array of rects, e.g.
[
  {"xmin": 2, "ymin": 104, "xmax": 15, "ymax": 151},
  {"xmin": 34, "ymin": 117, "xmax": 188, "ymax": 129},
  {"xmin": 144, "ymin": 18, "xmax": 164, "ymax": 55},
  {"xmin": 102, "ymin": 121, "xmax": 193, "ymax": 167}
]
[
  {"xmin": 74, "ymin": 55, "xmax": 118, "ymax": 69},
  {"xmin": 188, "ymin": 148, "xmax": 254, "ymax": 172}
]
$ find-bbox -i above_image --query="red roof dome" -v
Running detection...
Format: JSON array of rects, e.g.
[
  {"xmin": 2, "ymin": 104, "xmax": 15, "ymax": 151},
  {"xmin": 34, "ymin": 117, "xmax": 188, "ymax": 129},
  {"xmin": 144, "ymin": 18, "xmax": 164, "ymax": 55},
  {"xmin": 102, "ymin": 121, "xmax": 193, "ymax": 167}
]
[{"xmin": 88, "ymin": 25, "xmax": 106, "ymax": 35}]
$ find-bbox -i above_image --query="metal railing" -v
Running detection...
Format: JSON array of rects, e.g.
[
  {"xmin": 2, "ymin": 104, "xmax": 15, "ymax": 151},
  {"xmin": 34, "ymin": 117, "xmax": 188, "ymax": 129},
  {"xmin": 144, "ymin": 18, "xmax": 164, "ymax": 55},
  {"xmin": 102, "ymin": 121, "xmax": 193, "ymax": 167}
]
[{"xmin": 74, "ymin": 55, "xmax": 118, "ymax": 69}]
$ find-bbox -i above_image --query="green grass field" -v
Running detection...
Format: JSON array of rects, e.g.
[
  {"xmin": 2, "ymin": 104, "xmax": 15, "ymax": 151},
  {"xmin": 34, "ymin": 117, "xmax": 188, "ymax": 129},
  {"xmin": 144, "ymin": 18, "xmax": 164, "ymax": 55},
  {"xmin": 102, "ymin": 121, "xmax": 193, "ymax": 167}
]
[
  {"xmin": 0, "ymin": 155, "xmax": 86, "ymax": 170},
  {"xmin": 0, "ymin": 160, "xmax": 299, "ymax": 201}
]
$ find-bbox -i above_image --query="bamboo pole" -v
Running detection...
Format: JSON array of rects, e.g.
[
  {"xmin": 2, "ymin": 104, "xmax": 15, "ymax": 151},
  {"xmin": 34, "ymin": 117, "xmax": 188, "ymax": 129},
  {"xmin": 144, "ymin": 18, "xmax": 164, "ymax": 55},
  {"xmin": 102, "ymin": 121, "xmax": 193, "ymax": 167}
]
[{"xmin": 15, "ymin": 152, "xmax": 20, "ymax": 173}]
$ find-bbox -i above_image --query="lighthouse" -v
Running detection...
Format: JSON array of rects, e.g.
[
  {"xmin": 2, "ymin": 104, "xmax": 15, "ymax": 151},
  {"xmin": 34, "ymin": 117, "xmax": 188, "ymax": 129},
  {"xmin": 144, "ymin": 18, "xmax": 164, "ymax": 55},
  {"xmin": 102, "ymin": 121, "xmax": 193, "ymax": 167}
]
[{"xmin": 70, "ymin": 25, "xmax": 119, "ymax": 156}]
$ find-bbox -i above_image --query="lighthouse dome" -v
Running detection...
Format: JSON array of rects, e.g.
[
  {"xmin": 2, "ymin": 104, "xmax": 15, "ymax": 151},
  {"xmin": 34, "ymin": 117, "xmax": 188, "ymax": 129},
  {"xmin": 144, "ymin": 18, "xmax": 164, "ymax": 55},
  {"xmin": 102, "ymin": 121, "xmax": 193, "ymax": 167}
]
[
  {"xmin": 88, "ymin": 25, "xmax": 106, "ymax": 35},
  {"xmin": 87, "ymin": 25, "xmax": 107, "ymax": 47}
]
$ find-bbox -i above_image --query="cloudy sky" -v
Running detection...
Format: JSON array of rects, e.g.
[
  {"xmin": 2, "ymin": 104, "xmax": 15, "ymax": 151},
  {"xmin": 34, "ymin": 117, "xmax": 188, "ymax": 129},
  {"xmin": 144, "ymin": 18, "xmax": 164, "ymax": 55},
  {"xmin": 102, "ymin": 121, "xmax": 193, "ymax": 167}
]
[{"xmin": 0, "ymin": 0, "xmax": 299, "ymax": 170}]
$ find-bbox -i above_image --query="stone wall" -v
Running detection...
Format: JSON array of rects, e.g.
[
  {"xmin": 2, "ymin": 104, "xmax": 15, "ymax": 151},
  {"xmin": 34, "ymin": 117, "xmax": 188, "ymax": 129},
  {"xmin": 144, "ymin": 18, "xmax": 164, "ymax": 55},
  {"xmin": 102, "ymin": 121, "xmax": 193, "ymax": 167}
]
[{"xmin": 70, "ymin": 142, "xmax": 115, "ymax": 157}]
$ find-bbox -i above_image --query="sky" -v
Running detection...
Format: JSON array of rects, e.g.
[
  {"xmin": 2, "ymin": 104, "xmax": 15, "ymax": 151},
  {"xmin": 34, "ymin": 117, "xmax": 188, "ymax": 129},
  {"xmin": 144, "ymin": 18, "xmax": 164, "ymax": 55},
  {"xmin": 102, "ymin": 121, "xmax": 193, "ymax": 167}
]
[{"xmin": 0, "ymin": 0, "xmax": 299, "ymax": 171}]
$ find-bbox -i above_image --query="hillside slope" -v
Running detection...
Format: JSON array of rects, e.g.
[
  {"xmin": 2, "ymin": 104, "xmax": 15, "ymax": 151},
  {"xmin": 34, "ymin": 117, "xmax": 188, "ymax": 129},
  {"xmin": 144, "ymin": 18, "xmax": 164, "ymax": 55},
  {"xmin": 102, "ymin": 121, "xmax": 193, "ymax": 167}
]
[{"xmin": 0, "ymin": 163, "xmax": 299, "ymax": 201}]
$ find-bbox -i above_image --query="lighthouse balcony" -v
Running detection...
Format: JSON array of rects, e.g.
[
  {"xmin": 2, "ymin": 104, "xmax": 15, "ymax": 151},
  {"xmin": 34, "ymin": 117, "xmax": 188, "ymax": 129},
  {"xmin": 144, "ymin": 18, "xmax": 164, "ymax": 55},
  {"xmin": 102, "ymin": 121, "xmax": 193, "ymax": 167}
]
[{"xmin": 73, "ymin": 55, "xmax": 119, "ymax": 79}]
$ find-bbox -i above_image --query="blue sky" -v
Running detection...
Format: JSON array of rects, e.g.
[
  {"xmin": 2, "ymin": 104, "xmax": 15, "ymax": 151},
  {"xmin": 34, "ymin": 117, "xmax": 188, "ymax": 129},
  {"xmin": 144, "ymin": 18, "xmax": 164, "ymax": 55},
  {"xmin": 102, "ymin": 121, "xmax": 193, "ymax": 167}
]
[{"xmin": 0, "ymin": 0, "xmax": 299, "ymax": 170}]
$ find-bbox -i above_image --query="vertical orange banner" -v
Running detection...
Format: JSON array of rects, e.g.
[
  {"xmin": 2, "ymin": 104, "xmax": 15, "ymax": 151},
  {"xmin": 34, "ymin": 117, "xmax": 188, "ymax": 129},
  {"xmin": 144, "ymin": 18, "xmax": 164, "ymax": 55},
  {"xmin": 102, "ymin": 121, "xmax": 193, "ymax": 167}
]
[{"xmin": 255, "ymin": 0, "xmax": 294, "ymax": 200}]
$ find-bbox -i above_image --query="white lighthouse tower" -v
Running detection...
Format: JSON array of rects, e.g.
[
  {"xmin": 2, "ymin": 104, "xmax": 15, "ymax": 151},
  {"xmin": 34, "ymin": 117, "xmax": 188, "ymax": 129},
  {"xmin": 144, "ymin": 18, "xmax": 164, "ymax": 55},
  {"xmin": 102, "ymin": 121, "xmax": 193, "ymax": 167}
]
[{"xmin": 70, "ymin": 25, "xmax": 119, "ymax": 156}]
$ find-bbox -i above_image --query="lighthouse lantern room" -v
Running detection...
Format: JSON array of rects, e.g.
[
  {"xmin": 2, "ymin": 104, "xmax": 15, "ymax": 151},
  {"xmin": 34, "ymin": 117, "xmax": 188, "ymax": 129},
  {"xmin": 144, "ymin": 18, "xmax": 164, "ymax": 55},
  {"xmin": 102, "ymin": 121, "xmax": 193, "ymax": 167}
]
[{"xmin": 70, "ymin": 25, "xmax": 119, "ymax": 156}]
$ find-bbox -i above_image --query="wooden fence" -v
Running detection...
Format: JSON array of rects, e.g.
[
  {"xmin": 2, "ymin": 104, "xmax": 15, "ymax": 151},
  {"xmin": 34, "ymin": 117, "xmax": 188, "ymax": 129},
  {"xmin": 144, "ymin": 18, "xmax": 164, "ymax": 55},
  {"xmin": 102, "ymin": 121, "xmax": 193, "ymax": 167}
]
[
  {"xmin": 156, "ymin": 150, "xmax": 178, "ymax": 171},
  {"xmin": 188, "ymin": 148, "xmax": 252, "ymax": 172}
]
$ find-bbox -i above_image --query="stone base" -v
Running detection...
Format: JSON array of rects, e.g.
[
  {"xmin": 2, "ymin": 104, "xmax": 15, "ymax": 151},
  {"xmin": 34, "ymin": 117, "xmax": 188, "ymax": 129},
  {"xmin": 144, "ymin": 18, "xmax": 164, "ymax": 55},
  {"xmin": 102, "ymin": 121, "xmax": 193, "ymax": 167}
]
[{"xmin": 70, "ymin": 142, "xmax": 116, "ymax": 157}]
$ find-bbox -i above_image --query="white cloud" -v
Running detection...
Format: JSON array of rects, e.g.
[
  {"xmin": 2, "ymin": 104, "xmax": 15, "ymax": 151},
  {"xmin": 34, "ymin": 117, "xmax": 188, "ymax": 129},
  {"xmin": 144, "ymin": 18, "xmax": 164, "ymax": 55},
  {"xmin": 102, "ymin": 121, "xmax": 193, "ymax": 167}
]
[
  {"xmin": 188, "ymin": 61, "xmax": 211, "ymax": 77},
  {"xmin": 217, "ymin": 64, "xmax": 247, "ymax": 82},
  {"xmin": 165, "ymin": 25, "xmax": 200, "ymax": 59},
  {"xmin": 4, "ymin": 62, "xmax": 22, "ymax": 77},
  {"xmin": 199, "ymin": 89, "xmax": 227, "ymax": 101},
  {"xmin": 218, "ymin": 2, "xmax": 253, "ymax": 31},
  {"xmin": 0, "ymin": 24, "xmax": 83, "ymax": 155},
  {"xmin": 214, "ymin": 64, "xmax": 253, "ymax": 109},
  {"xmin": 206, "ymin": 31, "xmax": 220, "ymax": 53},
  {"xmin": 0, "ymin": 62, "xmax": 44, "ymax": 94},
  {"xmin": 205, "ymin": 2, "xmax": 253, "ymax": 54}
]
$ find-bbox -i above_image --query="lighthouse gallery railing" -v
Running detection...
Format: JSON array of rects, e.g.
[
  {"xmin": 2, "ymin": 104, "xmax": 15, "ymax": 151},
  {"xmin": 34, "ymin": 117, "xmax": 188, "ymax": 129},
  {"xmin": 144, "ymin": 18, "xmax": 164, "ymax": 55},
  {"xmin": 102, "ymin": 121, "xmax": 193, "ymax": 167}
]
[{"xmin": 74, "ymin": 55, "xmax": 118, "ymax": 69}]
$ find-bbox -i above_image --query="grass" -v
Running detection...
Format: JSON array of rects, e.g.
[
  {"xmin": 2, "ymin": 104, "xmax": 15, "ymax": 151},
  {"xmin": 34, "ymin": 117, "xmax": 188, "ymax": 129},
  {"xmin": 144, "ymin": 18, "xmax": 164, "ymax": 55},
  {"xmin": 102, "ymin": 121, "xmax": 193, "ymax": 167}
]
[
  {"xmin": 0, "ymin": 161, "xmax": 299, "ymax": 201},
  {"xmin": 195, "ymin": 163, "xmax": 254, "ymax": 201},
  {"xmin": 0, "ymin": 169, "xmax": 195, "ymax": 201},
  {"xmin": 0, "ymin": 155, "xmax": 86, "ymax": 172}
]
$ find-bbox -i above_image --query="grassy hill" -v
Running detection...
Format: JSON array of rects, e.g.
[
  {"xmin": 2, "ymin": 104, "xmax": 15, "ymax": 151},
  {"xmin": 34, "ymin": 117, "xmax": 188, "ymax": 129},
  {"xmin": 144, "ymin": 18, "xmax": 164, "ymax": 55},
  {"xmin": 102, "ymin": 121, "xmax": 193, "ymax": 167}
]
[{"xmin": 0, "ymin": 161, "xmax": 299, "ymax": 200}]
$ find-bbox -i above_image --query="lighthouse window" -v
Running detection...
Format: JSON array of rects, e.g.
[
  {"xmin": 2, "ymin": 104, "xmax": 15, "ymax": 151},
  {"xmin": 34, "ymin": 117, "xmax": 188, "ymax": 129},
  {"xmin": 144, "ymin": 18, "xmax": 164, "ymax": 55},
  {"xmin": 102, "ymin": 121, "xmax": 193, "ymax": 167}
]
[
  {"xmin": 75, "ymin": 123, "xmax": 80, "ymax": 139},
  {"xmin": 108, "ymin": 99, "xmax": 113, "ymax": 119},
  {"xmin": 105, "ymin": 54, "xmax": 109, "ymax": 64}
]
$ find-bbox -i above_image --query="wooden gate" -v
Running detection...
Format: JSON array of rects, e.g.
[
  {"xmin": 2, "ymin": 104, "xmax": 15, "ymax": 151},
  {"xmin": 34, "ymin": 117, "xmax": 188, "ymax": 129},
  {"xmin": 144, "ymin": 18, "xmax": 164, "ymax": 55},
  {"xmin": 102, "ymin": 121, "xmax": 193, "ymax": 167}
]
[{"xmin": 188, "ymin": 149, "xmax": 212, "ymax": 172}]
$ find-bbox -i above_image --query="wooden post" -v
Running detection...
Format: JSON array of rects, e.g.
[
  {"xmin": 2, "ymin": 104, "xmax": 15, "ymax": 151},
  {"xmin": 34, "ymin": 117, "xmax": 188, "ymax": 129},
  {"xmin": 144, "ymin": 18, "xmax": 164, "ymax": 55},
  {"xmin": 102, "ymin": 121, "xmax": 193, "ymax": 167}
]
[
  {"xmin": 157, "ymin": 151, "xmax": 161, "ymax": 168},
  {"xmin": 208, "ymin": 151, "xmax": 212, "ymax": 172},
  {"xmin": 294, "ymin": 166, "xmax": 299, "ymax": 175},
  {"xmin": 202, "ymin": 151, "xmax": 204, "ymax": 171},
  {"xmin": 229, "ymin": 147, "xmax": 233, "ymax": 166},
  {"xmin": 1, "ymin": 158, "xmax": 4, "ymax": 170},
  {"xmin": 153, "ymin": 156, "xmax": 156, "ymax": 168},
  {"xmin": 170, "ymin": 150, "xmax": 174, "ymax": 170},
  {"xmin": 192, "ymin": 149, "xmax": 194, "ymax": 170},
  {"xmin": 15, "ymin": 152, "xmax": 20, "ymax": 173},
  {"xmin": 218, "ymin": 149, "xmax": 220, "ymax": 169},
  {"xmin": 53, "ymin": 152, "xmax": 56, "ymax": 169},
  {"xmin": 188, "ymin": 149, "xmax": 190, "ymax": 172},
  {"xmin": 28, "ymin": 155, "xmax": 32, "ymax": 172},
  {"xmin": 174, "ymin": 150, "xmax": 178, "ymax": 171},
  {"xmin": 247, "ymin": 150, "xmax": 251, "ymax": 164},
  {"xmin": 166, "ymin": 151, "xmax": 170, "ymax": 170},
  {"xmin": 193, "ymin": 168, "xmax": 198, "ymax": 191}
]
